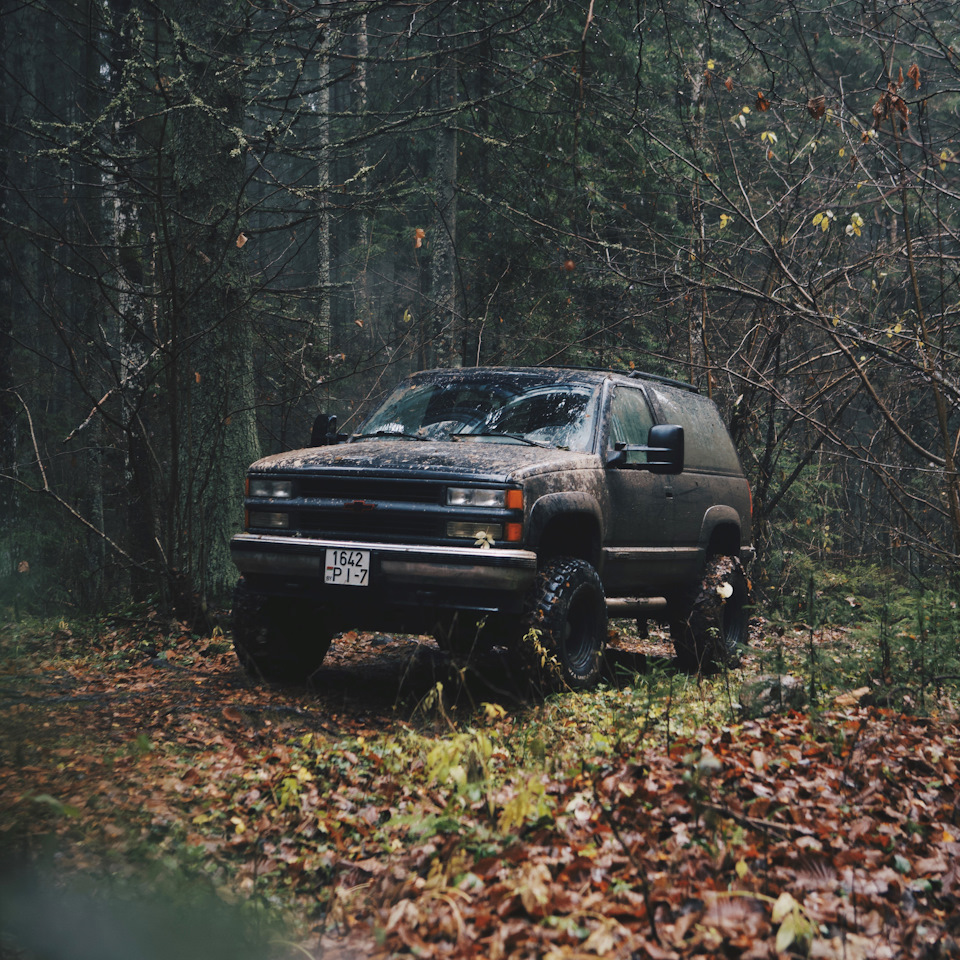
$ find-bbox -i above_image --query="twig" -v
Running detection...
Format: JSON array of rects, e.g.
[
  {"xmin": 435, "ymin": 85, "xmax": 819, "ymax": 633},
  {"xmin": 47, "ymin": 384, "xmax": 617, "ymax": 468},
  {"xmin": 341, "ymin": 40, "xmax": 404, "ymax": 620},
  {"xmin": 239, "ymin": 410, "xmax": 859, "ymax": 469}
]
[
  {"xmin": 4, "ymin": 391, "xmax": 149, "ymax": 570},
  {"xmin": 702, "ymin": 803, "xmax": 815, "ymax": 839}
]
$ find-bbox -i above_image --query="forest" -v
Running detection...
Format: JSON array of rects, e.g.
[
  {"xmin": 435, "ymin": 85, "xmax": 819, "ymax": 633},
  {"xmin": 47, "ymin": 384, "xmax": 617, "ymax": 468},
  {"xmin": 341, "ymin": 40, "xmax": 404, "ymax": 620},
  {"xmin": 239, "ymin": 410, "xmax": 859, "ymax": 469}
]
[
  {"xmin": 4, "ymin": 0, "xmax": 960, "ymax": 617},
  {"xmin": 5, "ymin": 4, "xmax": 960, "ymax": 957}
]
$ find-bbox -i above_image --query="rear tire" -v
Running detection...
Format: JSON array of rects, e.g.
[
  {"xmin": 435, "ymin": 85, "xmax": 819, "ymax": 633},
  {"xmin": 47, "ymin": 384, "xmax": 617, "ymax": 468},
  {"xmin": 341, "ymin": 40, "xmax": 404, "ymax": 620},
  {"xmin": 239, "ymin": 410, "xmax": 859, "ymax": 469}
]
[
  {"xmin": 670, "ymin": 556, "xmax": 749, "ymax": 672},
  {"xmin": 522, "ymin": 558, "xmax": 607, "ymax": 690},
  {"xmin": 232, "ymin": 578, "xmax": 332, "ymax": 682}
]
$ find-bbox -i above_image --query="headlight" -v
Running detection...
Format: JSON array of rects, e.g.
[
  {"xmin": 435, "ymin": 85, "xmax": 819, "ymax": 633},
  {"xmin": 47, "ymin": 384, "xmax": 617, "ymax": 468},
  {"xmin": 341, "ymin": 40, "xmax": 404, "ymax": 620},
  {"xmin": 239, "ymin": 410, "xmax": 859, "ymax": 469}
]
[
  {"xmin": 447, "ymin": 487, "xmax": 505, "ymax": 508},
  {"xmin": 248, "ymin": 511, "xmax": 289, "ymax": 529},
  {"xmin": 249, "ymin": 478, "xmax": 293, "ymax": 498},
  {"xmin": 447, "ymin": 487, "xmax": 523, "ymax": 508},
  {"xmin": 447, "ymin": 521, "xmax": 503, "ymax": 541}
]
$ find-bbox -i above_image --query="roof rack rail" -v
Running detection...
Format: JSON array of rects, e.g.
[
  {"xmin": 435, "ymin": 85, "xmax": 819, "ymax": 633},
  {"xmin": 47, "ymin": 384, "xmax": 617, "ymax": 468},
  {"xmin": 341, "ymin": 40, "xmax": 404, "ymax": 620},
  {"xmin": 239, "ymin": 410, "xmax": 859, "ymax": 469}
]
[
  {"xmin": 529, "ymin": 363, "xmax": 699, "ymax": 392},
  {"xmin": 628, "ymin": 369, "xmax": 699, "ymax": 392}
]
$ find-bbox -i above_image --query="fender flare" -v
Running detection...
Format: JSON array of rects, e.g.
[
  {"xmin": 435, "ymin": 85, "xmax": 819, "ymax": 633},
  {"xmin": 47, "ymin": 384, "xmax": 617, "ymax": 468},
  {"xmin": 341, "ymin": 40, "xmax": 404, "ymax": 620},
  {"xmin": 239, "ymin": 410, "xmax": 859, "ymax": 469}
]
[
  {"xmin": 698, "ymin": 505, "xmax": 743, "ymax": 556},
  {"xmin": 527, "ymin": 492, "xmax": 604, "ymax": 554}
]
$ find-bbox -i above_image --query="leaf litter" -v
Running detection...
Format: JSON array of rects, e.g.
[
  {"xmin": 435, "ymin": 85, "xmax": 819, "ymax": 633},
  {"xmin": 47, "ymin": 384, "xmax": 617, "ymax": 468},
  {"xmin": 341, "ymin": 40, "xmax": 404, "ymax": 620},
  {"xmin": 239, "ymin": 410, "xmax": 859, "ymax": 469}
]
[{"xmin": 1, "ymin": 614, "xmax": 959, "ymax": 959}]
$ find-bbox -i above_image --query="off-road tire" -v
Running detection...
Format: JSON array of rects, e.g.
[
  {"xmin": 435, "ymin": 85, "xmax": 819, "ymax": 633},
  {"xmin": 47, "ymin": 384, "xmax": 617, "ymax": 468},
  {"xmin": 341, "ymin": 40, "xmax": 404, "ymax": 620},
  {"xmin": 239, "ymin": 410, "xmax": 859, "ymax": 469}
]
[
  {"xmin": 522, "ymin": 557, "xmax": 607, "ymax": 690},
  {"xmin": 232, "ymin": 577, "xmax": 332, "ymax": 682},
  {"xmin": 670, "ymin": 556, "xmax": 749, "ymax": 672}
]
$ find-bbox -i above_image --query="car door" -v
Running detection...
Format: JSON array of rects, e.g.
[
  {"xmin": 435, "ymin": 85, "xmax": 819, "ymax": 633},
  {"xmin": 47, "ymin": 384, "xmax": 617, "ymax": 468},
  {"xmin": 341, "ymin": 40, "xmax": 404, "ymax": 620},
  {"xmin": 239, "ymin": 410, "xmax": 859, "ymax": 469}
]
[
  {"xmin": 646, "ymin": 383, "xmax": 741, "ymax": 580},
  {"xmin": 602, "ymin": 385, "xmax": 681, "ymax": 595}
]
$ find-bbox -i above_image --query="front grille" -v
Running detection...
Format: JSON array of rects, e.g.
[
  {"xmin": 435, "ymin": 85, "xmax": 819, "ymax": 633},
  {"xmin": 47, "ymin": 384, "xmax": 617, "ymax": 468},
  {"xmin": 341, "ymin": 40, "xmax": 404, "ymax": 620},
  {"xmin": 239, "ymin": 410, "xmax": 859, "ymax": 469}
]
[
  {"xmin": 296, "ymin": 475, "xmax": 444, "ymax": 504},
  {"xmin": 298, "ymin": 510, "xmax": 442, "ymax": 539}
]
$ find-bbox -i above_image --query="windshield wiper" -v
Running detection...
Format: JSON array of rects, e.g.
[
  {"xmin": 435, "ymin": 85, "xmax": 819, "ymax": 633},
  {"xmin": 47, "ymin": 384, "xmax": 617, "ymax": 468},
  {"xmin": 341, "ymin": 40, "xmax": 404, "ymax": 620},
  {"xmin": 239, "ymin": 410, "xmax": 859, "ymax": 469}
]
[
  {"xmin": 354, "ymin": 430, "xmax": 432, "ymax": 441},
  {"xmin": 457, "ymin": 431, "xmax": 549, "ymax": 448}
]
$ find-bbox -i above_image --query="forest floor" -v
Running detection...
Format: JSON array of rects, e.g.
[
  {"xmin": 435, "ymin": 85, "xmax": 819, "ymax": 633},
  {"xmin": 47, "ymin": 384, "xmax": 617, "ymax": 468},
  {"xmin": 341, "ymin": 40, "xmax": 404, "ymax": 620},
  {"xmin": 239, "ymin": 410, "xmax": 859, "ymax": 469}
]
[{"xmin": 1, "ymin": 611, "xmax": 960, "ymax": 959}]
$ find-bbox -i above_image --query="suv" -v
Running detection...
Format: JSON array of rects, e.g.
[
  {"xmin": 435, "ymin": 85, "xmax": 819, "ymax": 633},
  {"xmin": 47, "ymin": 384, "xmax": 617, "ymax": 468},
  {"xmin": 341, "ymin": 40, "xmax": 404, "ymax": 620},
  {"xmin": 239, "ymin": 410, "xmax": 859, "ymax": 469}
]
[{"xmin": 230, "ymin": 367, "xmax": 754, "ymax": 687}]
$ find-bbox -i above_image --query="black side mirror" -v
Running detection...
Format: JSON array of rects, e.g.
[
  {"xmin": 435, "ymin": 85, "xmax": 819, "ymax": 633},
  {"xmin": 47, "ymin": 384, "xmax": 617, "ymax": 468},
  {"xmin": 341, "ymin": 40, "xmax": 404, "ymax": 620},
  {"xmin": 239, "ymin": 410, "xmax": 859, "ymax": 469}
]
[
  {"xmin": 646, "ymin": 423, "xmax": 684, "ymax": 474},
  {"xmin": 310, "ymin": 413, "xmax": 340, "ymax": 446},
  {"xmin": 606, "ymin": 424, "xmax": 684, "ymax": 474}
]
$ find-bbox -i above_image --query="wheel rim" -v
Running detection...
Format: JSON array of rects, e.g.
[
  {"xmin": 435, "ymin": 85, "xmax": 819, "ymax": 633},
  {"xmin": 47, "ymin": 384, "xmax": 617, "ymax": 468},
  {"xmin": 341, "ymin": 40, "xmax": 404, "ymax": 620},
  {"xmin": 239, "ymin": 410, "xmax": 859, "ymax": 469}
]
[
  {"xmin": 721, "ymin": 579, "xmax": 747, "ymax": 647},
  {"xmin": 563, "ymin": 585, "xmax": 602, "ymax": 675}
]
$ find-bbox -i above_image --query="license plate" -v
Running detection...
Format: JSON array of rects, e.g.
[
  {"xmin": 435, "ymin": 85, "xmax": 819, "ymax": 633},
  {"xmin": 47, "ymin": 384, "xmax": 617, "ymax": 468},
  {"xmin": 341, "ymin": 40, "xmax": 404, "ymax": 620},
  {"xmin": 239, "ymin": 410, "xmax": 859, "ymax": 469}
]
[{"xmin": 324, "ymin": 548, "xmax": 370, "ymax": 586}]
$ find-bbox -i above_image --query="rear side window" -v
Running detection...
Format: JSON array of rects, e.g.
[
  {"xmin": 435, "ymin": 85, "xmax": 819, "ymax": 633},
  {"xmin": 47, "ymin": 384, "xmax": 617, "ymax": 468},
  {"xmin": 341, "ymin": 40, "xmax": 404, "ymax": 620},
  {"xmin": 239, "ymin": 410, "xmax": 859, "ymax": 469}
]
[{"xmin": 647, "ymin": 384, "xmax": 742, "ymax": 473}]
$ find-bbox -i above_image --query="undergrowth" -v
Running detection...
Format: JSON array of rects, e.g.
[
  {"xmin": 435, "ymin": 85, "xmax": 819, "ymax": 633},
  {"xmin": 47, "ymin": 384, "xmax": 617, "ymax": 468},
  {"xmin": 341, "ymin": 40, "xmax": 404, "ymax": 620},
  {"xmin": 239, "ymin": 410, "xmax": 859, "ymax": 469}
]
[{"xmin": 3, "ymin": 565, "xmax": 960, "ymax": 956}]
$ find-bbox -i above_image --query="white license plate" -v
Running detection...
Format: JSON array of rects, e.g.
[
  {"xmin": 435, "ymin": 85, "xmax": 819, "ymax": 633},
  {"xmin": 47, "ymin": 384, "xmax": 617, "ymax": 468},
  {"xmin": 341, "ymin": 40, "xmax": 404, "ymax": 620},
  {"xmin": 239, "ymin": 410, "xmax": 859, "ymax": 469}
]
[{"xmin": 324, "ymin": 548, "xmax": 370, "ymax": 586}]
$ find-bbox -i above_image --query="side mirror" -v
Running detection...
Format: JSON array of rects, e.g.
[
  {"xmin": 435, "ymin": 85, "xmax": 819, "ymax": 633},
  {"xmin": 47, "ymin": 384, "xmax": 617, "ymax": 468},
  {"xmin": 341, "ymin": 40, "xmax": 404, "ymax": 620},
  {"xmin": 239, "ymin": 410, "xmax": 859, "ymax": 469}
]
[
  {"xmin": 310, "ymin": 413, "xmax": 340, "ymax": 446},
  {"xmin": 646, "ymin": 424, "xmax": 684, "ymax": 474},
  {"xmin": 605, "ymin": 424, "xmax": 684, "ymax": 474}
]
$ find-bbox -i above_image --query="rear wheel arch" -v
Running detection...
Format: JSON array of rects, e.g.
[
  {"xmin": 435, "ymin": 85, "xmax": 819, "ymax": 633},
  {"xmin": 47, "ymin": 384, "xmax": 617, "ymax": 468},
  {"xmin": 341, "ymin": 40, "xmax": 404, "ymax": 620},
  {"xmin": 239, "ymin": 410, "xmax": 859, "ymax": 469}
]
[{"xmin": 699, "ymin": 507, "xmax": 743, "ymax": 559}]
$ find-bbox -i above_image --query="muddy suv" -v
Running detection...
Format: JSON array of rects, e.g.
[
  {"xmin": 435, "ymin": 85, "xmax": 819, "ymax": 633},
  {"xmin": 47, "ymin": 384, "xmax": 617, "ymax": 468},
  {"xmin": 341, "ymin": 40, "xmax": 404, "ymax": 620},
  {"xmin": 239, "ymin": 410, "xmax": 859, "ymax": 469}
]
[{"xmin": 230, "ymin": 367, "xmax": 754, "ymax": 687}]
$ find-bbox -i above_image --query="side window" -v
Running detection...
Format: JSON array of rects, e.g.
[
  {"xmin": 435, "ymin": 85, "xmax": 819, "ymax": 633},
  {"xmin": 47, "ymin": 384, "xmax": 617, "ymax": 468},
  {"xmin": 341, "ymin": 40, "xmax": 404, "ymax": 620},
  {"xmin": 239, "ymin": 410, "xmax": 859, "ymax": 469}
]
[
  {"xmin": 607, "ymin": 387, "xmax": 654, "ymax": 465},
  {"xmin": 647, "ymin": 385, "xmax": 741, "ymax": 472}
]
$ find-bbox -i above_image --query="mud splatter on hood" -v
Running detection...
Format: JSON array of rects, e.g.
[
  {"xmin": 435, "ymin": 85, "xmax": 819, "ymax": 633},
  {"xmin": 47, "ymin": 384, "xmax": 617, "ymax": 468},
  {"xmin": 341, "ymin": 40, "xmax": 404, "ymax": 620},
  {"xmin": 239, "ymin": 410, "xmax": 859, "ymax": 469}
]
[{"xmin": 250, "ymin": 438, "xmax": 600, "ymax": 483}]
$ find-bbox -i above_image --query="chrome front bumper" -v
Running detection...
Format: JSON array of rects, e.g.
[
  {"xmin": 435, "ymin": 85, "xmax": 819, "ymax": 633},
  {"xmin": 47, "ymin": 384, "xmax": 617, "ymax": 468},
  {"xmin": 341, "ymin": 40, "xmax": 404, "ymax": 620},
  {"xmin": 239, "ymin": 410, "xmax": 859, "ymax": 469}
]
[{"xmin": 230, "ymin": 533, "xmax": 538, "ymax": 593}]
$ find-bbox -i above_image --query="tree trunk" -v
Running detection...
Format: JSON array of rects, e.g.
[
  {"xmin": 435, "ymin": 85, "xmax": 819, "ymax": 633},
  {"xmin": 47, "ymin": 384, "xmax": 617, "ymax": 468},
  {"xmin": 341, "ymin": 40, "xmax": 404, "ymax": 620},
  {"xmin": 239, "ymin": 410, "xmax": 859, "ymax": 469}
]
[
  {"xmin": 434, "ymin": 4, "xmax": 460, "ymax": 367},
  {"xmin": 170, "ymin": 0, "xmax": 260, "ymax": 609}
]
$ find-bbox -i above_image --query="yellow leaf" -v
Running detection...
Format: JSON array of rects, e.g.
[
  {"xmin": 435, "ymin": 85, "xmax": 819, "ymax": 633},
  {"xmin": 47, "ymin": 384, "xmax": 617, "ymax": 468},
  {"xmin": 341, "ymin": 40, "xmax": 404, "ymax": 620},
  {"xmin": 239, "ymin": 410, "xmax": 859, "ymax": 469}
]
[{"xmin": 772, "ymin": 892, "xmax": 800, "ymax": 924}]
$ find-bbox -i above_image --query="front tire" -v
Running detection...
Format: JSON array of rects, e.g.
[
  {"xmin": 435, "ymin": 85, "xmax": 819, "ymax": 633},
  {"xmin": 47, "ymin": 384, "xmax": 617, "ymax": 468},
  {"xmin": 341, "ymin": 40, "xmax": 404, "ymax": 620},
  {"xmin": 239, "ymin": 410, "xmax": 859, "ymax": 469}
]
[
  {"xmin": 523, "ymin": 558, "xmax": 607, "ymax": 690},
  {"xmin": 670, "ymin": 556, "xmax": 749, "ymax": 671},
  {"xmin": 232, "ymin": 578, "xmax": 332, "ymax": 682}
]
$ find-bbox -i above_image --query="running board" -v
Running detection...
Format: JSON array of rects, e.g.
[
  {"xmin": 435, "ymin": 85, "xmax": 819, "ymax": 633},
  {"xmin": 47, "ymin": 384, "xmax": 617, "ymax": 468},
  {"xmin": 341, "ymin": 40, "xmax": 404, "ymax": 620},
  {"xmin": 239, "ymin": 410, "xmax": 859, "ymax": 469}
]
[{"xmin": 606, "ymin": 596, "xmax": 668, "ymax": 616}]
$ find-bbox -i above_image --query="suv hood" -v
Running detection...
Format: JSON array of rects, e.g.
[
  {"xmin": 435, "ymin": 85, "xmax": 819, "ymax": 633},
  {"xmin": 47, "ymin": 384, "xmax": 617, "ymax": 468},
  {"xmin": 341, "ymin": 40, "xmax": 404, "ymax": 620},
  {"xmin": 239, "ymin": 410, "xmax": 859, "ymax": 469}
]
[{"xmin": 251, "ymin": 438, "xmax": 600, "ymax": 483}]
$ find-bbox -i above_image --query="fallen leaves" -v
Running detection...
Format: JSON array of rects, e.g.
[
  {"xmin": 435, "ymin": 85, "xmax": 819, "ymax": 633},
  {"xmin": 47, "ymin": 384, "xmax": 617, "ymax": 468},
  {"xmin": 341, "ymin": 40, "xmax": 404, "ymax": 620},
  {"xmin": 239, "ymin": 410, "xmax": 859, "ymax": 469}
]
[{"xmin": 2, "ymin": 619, "xmax": 960, "ymax": 959}]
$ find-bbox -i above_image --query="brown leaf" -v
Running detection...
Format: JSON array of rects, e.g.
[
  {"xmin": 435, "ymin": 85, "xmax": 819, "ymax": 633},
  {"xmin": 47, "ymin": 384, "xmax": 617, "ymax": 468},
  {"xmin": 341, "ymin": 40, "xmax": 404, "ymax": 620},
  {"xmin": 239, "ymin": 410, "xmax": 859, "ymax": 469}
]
[
  {"xmin": 908, "ymin": 63, "xmax": 921, "ymax": 89},
  {"xmin": 807, "ymin": 96, "xmax": 825, "ymax": 118},
  {"xmin": 725, "ymin": 76, "xmax": 734, "ymax": 91}
]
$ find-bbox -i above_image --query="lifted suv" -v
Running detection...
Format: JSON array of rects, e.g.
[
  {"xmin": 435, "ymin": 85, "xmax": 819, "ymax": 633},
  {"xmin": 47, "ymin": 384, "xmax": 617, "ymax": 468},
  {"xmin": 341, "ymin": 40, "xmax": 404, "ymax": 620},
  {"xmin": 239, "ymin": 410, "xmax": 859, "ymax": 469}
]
[{"xmin": 230, "ymin": 367, "xmax": 754, "ymax": 687}]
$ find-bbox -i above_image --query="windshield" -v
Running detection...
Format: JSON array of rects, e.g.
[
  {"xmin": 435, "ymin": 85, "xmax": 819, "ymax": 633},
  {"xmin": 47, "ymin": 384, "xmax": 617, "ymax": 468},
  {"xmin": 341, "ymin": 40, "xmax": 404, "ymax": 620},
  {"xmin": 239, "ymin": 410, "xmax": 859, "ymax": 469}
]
[{"xmin": 356, "ymin": 375, "xmax": 600, "ymax": 451}]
